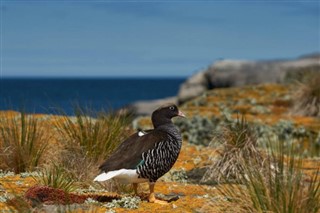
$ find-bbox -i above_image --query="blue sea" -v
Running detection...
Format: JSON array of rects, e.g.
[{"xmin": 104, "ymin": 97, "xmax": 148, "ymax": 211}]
[{"xmin": 0, "ymin": 78, "xmax": 185, "ymax": 115}]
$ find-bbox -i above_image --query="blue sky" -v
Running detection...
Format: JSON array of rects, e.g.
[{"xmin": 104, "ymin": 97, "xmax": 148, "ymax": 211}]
[{"xmin": 1, "ymin": 1, "xmax": 319, "ymax": 77}]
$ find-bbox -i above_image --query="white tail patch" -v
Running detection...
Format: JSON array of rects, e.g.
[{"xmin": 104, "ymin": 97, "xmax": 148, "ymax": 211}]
[
  {"xmin": 94, "ymin": 171, "xmax": 121, "ymax": 182},
  {"xmin": 93, "ymin": 169, "xmax": 148, "ymax": 184}
]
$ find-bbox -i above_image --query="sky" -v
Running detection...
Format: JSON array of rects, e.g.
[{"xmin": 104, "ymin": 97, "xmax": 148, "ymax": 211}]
[{"xmin": 0, "ymin": 0, "xmax": 319, "ymax": 78}]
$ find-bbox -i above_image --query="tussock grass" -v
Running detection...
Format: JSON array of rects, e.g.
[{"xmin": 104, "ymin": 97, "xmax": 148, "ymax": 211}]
[
  {"xmin": 221, "ymin": 142, "xmax": 320, "ymax": 213},
  {"xmin": 284, "ymin": 65, "xmax": 320, "ymax": 83},
  {"xmin": 213, "ymin": 118, "xmax": 320, "ymax": 213},
  {"xmin": 35, "ymin": 164, "xmax": 77, "ymax": 192},
  {"xmin": 0, "ymin": 111, "xmax": 49, "ymax": 173},
  {"xmin": 54, "ymin": 106, "xmax": 131, "ymax": 182},
  {"xmin": 291, "ymin": 71, "xmax": 320, "ymax": 117},
  {"xmin": 202, "ymin": 116, "xmax": 266, "ymax": 184}
]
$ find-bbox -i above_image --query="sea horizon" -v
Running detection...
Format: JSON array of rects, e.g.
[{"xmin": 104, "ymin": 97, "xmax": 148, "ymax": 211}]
[
  {"xmin": 0, "ymin": 76, "xmax": 187, "ymax": 80},
  {"xmin": 0, "ymin": 77, "xmax": 186, "ymax": 115}
]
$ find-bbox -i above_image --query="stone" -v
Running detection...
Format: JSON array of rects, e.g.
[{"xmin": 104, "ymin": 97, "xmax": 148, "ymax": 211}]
[
  {"xmin": 177, "ymin": 54, "xmax": 320, "ymax": 104},
  {"xmin": 127, "ymin": 96, "xmax": 178, "ymax": 116},
  {"xmin": 177, "ymin": 71, "xmax": 209, "ymax": 104}
]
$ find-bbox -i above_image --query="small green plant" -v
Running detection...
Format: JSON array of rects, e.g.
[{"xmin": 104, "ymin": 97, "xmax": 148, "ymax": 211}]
[
  {"xmin": 291, "ymin": 71, "xmax": 320, "ymax": 117},
  {"xmin": 0, "ymin": 111, "xmax": 49, "ymax": 173},
  {"xmin": 54, "ymin": 106, "xmax": 131, "ymax": 182},
  {"xmin": 35, "ymin": 164, "xmax": 77, "ymax": 192}
]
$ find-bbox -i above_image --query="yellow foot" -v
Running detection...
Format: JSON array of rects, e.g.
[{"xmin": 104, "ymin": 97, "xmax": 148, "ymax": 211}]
[
  {"xmin": 151, "ymin": 199, "xmax": 169, "ymax": 205},
  {"xmin": 148, "ymin": 194, "xmax": 168, "ymax": 205}
]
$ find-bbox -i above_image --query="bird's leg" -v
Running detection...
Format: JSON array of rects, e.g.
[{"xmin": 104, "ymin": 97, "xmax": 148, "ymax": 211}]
[
  {"xmin": 148, "ymin": 182, "xmax": 168, "ymax": 205},
  {"xmin": 132, "ymin": 183, "xmax": 138, "ymax": 196}
]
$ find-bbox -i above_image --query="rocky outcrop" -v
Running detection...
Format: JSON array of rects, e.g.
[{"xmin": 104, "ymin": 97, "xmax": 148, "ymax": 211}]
[
  {"xmin": 128, "ymin": 53, "xmax": 319, "ymax": 115},
  {"xmin": 177, "ymin": 54, "xmax": 320, "ymax": 104}
]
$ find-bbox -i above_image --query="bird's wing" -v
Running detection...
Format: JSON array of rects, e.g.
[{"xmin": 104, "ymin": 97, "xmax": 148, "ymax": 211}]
[{"xmin": 99, "ymin": 129, "xmax": 168, "ymax": 172}]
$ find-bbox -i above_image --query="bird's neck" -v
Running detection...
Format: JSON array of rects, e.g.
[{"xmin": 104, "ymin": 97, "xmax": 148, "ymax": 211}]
[
  {"xmin": 155, "ymin": 123, "xmax": 182, "ymax": 142},
  {"xmin": 152, "ymin": 117, "xmax": 172, "ymax": 129}
]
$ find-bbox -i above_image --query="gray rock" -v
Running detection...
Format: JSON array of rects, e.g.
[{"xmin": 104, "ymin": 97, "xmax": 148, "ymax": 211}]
[
  {"xmin": 177, "ymin": 71, "xmax": 209, "ymax": 104},
  {"xmin": 128, "ymin": 96, "xmax": 177, "ymax": 116},
  {"xmin": 178, "ymin": 54, "xmax": 320, "ymax": 104}
]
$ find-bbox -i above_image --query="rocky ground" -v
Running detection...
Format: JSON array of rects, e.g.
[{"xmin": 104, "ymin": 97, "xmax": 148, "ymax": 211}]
[{"xmin": 0, "ymin": 83, "xmax": 319, "ymax": 212}]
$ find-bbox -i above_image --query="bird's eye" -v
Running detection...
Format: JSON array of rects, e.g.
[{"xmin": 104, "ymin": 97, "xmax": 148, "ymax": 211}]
[{"xmin": 169, "ymin": 106, "xmax": 175, "ymax": 111}]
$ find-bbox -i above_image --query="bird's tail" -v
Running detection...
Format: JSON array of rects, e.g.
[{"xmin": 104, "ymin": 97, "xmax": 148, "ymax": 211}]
[
  {"xmin": 93, "ymin": 169, "xmax": 138, "ymax": 182},
  {"xmin": 94, "ymin": 171, "xmax": 120, "ymax": 182}
]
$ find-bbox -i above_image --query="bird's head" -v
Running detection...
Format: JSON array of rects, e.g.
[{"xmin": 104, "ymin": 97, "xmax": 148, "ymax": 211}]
[{"xmin": 151, "ymin": 104, "xmax": 186, "ymax": 128}]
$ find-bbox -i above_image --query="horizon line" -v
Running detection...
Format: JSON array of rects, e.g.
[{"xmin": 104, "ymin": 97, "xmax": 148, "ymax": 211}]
[{"xmin": 0, "ymin": 75, "xmax": 188, "ymax": 79}]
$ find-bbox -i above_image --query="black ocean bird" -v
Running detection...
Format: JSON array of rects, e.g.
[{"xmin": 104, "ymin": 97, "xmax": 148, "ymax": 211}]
[{"xmin": 94, "ymin": 104, "xmax": 185, "ymax": 204}]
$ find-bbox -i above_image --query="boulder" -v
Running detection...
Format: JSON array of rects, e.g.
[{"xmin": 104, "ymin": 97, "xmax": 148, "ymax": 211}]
[
  {"xmin": 177, "ymin": 54, "xmax": 320, "ymax": 104},
  {"xmin": 177, "ymin": 71, "xmax": 210, "ymax": 104}
]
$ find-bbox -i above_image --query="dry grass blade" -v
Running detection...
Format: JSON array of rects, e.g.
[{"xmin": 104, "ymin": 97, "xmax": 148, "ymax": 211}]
[{"xmin": 0, "ymin": 111, "xmax": 49, "ymax": 173}]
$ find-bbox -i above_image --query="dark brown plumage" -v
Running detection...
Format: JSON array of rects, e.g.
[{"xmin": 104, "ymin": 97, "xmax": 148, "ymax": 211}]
[
  {"xmin": 98, "ymin": 129, "xmax": 167, "ymax": 172},
  {"xmin": 94, "ymin": 104, "xmax": 186, "ymax": 204}
]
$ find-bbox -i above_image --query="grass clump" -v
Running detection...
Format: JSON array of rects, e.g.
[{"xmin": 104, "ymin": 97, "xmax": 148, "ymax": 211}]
[
  {"xmin": 0, "ymin": 111, "xmax": 49, "ymax": 173},
  {"xmin": 284, "ymin": 65, "xmax": 320, "ymax": 84},
  {"xmin": 221, "ymin": 142, "xmax": 320, "ymax": 213},
  {"xmin": 291, "ymin": 71, "xmax": 320, "ymax": 117},
  {"xmin": 54, "ymin": 106, "xmax": 131, "ymax": 182},
  {"xmin": 250, "ymin": 147, "xmax": 318, "ymax": 213},
  {"xmin": 35, "ymin": 164, "xmax": 77, "ymax": 192},
  {"xmin": 213, "ymin": 117, "xmax": 320, "ymax": 212},
  {"xmin": 202, "ymin": 116, "xmax": 266, "ymax": 184}
]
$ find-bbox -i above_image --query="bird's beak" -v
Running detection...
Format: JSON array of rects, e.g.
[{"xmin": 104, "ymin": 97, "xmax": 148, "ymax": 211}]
[{"xmin": 178, "ymin": 110, "xmax": 186, "ymax": 118}]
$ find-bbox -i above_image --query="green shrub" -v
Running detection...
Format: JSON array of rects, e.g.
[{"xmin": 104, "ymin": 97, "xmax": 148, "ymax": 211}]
[{"xmin": 0, "ymin": 111, "xmax": 49, "ymax": 173}]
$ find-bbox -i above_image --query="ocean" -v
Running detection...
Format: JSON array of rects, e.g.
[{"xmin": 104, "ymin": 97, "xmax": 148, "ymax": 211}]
[{"xmin": 0, "ymin": 78, "xmax": 185, "ymax": 115}]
